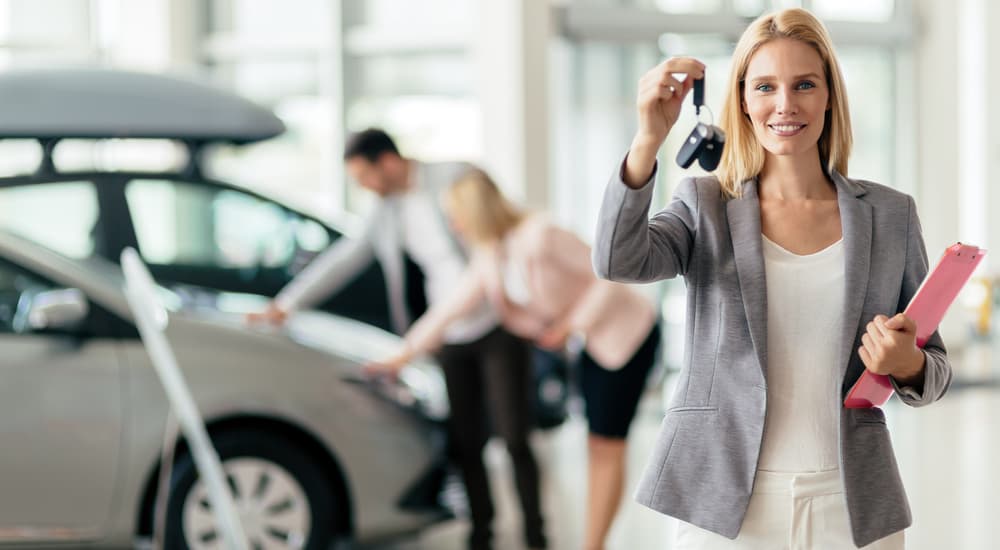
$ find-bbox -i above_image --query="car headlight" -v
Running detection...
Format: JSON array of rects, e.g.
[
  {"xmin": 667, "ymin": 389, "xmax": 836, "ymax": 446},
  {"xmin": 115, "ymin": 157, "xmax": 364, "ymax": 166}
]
[{"xmin": 392, "ymin": 361, "xmax": 450, "ymax": 421}]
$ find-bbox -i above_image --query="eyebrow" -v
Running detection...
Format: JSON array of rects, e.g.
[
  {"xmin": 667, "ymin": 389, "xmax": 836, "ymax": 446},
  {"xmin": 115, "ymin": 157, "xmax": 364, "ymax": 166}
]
[{"xmin": 747, "ymin": 73, "xmax": 823, "ymax": 84}]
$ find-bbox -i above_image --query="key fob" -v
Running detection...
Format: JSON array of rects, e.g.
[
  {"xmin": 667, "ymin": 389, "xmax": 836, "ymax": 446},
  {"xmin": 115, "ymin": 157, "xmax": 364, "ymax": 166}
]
[
  {"xmin": 676, "ymin": 123, "xmax": 713, "ymax": 169},
  {"xmin": 698, "ymin": 127, "xmax": 725, "ymax": 171}
]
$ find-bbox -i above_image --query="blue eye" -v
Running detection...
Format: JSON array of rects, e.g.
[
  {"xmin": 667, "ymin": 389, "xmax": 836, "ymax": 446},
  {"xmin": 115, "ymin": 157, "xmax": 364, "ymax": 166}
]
[
  {"xmin": 755, "ymin": 84, "xmax": 773, "ymax": 92},
  {"xmin": 797, "ymin": 81, "xmax": 816, "ymax": 90}
]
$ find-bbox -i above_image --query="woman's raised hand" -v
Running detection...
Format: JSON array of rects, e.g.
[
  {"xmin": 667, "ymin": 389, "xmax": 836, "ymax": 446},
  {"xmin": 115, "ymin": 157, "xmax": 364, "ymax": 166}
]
[{"xmin": 624, "ymin": 57, "xmax": 706, "ymax": 188}]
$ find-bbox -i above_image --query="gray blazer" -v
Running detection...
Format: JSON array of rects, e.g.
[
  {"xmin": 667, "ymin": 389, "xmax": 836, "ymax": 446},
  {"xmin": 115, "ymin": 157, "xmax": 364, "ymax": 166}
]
[{"xmin": 593, "ymin": 163, "xmax": 952, "ymax": 548}]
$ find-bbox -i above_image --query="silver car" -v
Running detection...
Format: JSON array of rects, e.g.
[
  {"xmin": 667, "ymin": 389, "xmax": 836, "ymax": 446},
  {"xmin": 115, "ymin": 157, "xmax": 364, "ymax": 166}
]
[{"xmin": 0, "ymin": 231, "xmax": 451, "ymax": 549}]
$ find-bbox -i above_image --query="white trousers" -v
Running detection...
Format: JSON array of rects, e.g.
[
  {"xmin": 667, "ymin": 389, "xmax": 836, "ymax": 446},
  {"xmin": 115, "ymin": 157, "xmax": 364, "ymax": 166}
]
[{"xmin": 674, "ymin": 469, "xmax": 905, "ymax": 550}]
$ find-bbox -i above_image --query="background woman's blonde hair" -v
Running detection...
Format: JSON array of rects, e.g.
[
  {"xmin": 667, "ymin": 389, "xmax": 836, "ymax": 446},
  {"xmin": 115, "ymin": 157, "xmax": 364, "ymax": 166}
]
[
  {"xmin": 717, "ymin": 8, "xmax": 852, "ymax": 198},
  {"xmin": 445, "ymin": 168, "xmax": 524, "ymax": 244}
]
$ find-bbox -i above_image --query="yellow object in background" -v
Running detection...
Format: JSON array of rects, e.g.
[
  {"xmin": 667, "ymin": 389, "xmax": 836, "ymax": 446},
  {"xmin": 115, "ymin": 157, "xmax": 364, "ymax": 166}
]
[{"xmin": 975, "ymin": 277, "xmax": 993, "ymax": 336}]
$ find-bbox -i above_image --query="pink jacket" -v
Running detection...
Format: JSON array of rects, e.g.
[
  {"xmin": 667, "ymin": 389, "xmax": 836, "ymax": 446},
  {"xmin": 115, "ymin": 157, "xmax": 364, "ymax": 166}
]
[{"xmin": 405, "ymin": 215, "xmax": 657, "ymax": 369}]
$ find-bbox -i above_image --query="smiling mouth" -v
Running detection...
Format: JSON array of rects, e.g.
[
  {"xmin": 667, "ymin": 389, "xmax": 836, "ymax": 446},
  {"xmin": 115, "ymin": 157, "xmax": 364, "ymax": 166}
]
[{"xmin": 768, "ymin": 123, "xmax": 806, "ymax": 136}]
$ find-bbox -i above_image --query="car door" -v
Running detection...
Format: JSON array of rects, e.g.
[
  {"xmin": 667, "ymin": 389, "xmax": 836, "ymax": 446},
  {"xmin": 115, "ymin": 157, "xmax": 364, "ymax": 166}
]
[
  {"xmin": 0, "ymin": 258, "xmax": 124, "ymax": 544},
  {"xmin": 122, "ymin": 177, "xmax": 397, "ymax": 331}
]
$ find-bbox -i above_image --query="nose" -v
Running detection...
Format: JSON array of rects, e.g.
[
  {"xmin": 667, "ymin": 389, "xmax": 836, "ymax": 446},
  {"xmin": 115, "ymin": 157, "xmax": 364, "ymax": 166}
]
[{"xmin": 775, "ymin": 87, "xmax": 798, "ymax": 115}]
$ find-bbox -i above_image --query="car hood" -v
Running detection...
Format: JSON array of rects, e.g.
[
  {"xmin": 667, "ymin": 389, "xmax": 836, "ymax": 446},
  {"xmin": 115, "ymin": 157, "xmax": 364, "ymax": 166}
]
[
  {"xmin": 170, "ymin": 289, "xmax": 403, "ymax": 364},
  {"xmin": 169, "ymin": 290, "xmax": 450, "ymax": 420}
]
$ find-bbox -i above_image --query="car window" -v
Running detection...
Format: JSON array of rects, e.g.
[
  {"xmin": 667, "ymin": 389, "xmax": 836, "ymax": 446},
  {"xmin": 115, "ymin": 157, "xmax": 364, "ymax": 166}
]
[
  {"xmin": 0, "ymin": 182, "xmax": 98, "ymax": 258},
  {"xmin": 125, "ymin": 179, "xmax": 331, "ymax": 269}
]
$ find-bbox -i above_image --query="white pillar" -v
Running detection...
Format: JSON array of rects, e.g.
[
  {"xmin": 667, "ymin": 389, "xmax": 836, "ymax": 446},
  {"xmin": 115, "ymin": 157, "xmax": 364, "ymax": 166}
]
[
  {"xmin": 913, "ymin": 0, "xmax": 961, "ymax": 259},
  {"xmin": 474, "ymin": 0, "xmax": 552, "ymax": 209},
  {"xmin": 956, "ymin": 0, "xmax": 988, "ymax": 252},
  {"xmin": 985, "ymin": 0, "xmax": 1000, "ymax": 269}
]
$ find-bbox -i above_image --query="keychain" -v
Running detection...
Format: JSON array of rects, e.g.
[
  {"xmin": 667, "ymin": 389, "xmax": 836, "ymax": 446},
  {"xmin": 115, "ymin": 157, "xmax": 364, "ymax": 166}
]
[{"xmin": 676, "ymin": 77, "xmax": 725, "ymax": 171}]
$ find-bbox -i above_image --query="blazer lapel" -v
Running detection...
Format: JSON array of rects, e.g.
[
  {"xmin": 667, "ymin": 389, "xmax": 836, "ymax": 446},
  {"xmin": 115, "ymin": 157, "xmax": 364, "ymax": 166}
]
[
  {"xmin": 728, "ymin": 179, "xmax": 768, "ymax": 383},
  {"xmin": 831, "ymin": 170, "xmax": 872, "ymax": 379}
]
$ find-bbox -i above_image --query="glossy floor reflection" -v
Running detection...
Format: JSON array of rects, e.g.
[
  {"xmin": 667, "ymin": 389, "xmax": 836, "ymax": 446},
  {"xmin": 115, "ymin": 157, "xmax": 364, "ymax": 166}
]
[{"xmin": 369, "ymin": 351, "xmax": 999, "ymax": 550}]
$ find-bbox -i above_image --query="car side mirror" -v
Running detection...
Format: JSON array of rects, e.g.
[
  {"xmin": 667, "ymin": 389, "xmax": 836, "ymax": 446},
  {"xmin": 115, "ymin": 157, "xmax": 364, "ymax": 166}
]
[{"xmin": 15, "ymin": 288, "xmax": 90, "ymax": 332}]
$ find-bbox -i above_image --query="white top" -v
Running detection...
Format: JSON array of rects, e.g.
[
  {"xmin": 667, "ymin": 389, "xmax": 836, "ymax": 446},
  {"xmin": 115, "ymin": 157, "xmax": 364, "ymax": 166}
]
[
  {"xmin": 758, "ymin": 234, "xmax": 845, "ymax": 473},
  {"xmin": 500, "ymin": 242, "xmax": 533, "ymax": 307}
]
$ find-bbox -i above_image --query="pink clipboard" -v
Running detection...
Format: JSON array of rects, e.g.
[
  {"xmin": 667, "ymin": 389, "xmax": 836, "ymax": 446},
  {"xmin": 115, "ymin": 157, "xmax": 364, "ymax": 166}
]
[{"xmin": 843, "ymin": 243, "xmax": 986, "ymax": 409}]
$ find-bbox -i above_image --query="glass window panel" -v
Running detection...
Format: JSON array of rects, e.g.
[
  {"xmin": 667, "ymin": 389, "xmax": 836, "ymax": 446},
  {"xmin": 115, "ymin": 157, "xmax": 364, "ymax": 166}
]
[
  {"xmin": 0, "ymin": 181, "xmax": 98, "ymax": 258},
  {"xmin": 734, "ymin": 0, "xmax": 803, "ymax": 16},
  {"xmin": 356, "ymin": 54, "xmax": 472, "ymax": 97},
  {"xmin": 125, "ymin": 179, "xmax": 329, "ymax": 269},
  {"xmin": 814, "ymin": 0, "xmax": 895, "ymax": 22},
  {"xmin": 733, "ymin": 0, "xmax": 768, "ymax": 17},
  {"xmin": 3, "ymin": 0, "xmax": 90, "ymax": 45},
  {"xmin": 355, "ymin": 0, "xmax": 472, "ymax": 28},
  {"xmin": 226, "ymin": 59, "xmax": 321, "ymax": 103},
  {"xmin": 205, "ymin": 95, "xmax": 336, "ymax": 220},
  {"xmin": 653, "ymin": 0, "xmax": 723, "ymax": 14},
  {"xmin": 230, "ymin": 0, "xmax": 331, "ymax": 39},
  {"xmin": 838, "ymin": 47, "xmax": 894, "ymax": 185}
]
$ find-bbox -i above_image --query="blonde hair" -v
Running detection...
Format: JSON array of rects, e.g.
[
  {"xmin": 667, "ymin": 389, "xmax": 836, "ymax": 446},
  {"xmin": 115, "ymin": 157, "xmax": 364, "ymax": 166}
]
[
  {"xmin": 717, "ymin": 8, "xmax": 852, "ymax": 198},
  {"xmin": 445, "ymin": 168, "xmax": 525, "ymax": 244}
]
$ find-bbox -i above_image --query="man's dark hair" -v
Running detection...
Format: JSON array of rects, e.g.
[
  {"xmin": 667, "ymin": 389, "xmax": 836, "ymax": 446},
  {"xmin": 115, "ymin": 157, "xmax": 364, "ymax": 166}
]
[{"xmin": 343, "ymin": 128, "xmax": 399, "ymax": 162}]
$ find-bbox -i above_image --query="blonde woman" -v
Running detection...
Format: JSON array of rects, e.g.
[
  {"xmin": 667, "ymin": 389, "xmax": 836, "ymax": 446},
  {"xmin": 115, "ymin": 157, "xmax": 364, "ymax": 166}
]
[
  {"xmin": 593, "ymin": 7, "xmax": 951, "ymax": 550},
  {"xmin": 371, "ymin": 169, "xmax": 659, "ymax": 550}
]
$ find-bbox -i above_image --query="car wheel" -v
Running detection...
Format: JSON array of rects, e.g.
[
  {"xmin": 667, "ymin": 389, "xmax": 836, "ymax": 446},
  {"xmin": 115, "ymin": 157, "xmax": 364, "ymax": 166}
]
[{"xmin": 164, "ymin": 429, "xmax": 339, "ymax": 550}]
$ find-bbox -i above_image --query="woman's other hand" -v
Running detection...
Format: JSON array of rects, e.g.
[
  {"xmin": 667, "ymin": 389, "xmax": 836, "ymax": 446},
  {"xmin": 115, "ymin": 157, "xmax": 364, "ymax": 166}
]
[{"xmin": 858, "ymin": 314, "xmax": 926, "ymax": 388}]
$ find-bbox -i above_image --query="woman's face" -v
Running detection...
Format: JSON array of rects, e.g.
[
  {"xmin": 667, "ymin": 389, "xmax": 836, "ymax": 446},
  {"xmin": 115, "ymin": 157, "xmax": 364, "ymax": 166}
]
[{"xmin": 743, "ymin": 38, "xmax": 830, "ymax": 161}]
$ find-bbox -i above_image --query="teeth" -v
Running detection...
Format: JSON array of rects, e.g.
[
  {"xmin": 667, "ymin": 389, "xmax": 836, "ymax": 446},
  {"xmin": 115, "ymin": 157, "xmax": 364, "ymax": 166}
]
[{"xmin": 770, "ymin": 124, "xmax": 804, "ymax": 132}]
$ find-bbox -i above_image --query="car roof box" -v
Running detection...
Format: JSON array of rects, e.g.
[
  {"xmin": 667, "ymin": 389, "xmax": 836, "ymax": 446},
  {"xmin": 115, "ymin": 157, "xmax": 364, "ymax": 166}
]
[{"xmin": 0, "ymin": 68, "xmax": 285, "ymax": 144}]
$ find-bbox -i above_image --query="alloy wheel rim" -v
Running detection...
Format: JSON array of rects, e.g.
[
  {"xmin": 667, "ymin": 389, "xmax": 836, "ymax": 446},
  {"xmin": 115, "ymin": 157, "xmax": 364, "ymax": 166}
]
[{"xmin": 182, "ymin": 457, "xmax": 312, "ymax": 550}]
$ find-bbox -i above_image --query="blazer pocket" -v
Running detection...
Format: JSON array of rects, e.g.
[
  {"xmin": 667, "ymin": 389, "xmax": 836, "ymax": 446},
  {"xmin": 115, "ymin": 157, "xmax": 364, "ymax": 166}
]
[
  {"xmin": 667, "ymin": 405, "xmax": 719, "ymax": 414},
  {"xmin": 852, "ymin": 407, "xmax": 887, "ymax": 426}
]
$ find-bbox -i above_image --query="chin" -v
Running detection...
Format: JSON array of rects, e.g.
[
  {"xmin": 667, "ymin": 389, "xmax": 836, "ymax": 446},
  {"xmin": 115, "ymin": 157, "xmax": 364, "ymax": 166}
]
[
  {"xmin": 763, "ymin": 144, "xmax": 800, "ymax": 156},
  {"xmin": 763, "ymin": 138, "xmax": 822, "ymax": 159}
]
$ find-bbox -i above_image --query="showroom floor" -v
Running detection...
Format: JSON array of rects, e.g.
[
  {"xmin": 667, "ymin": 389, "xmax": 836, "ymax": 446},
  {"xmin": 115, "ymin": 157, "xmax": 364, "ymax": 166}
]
[{"xmin": 366, "ymin": 343, "xmax": 1000, "ymax": 550}]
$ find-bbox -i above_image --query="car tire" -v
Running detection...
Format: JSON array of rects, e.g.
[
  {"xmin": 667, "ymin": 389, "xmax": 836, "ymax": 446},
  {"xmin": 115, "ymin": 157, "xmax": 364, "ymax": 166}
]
[{"xmin": 163, "ymin": 429, "xmax": 339, "ymax": 550}]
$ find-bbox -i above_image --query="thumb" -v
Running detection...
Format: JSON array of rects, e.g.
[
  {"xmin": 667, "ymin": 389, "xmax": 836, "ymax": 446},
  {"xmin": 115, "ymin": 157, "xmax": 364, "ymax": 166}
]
[{"xmin": 885, "ymin": 313, "xmax": 915, "ymax": 332}]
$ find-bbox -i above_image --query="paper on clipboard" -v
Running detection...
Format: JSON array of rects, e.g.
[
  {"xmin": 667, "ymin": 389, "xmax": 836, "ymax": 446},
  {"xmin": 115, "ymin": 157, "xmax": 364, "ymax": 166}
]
[{"xmin": 843, "ymin": 242, "xmax": 986, "ymax": 409}]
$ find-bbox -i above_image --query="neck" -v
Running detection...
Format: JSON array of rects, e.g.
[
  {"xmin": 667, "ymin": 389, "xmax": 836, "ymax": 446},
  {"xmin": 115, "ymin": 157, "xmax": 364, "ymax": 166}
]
[
  {"xmin": 758, "ymin": 149, "xmax": 834, "ymax": 200},
  {"xmin": 390, "ymin": 158, "xmax": 414, "ymax": 194}
]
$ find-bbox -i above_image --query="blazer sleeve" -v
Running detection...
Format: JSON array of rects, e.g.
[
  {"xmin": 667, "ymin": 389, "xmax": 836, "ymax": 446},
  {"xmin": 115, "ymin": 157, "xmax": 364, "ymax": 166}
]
[
  {"xmin": 274, "ymin": 205, "xmax": 380, "ymax": 312},
  {"xmin": 592, "ymin": 155, "xmax": 699, "ymax": 283},
  {"xmin": 890, "ymin": 195, "xmax": 953, "ymax": 407}
]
